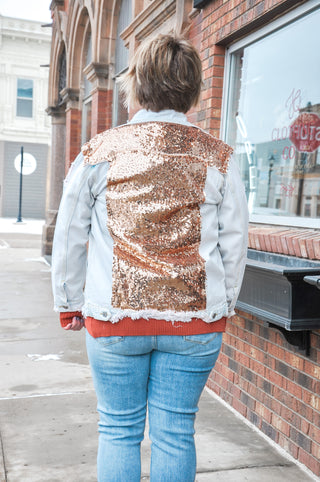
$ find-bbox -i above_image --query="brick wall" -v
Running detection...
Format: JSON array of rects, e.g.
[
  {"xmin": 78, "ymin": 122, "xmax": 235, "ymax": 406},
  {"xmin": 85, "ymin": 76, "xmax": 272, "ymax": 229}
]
[
  {"xmin": 51, "ymin": 1, "xmax": 319, "ymax": 475},
  {"xmin": 248, "ymin": 226, "xmax": 320, "ymax": 260},
  {"xmin": 192, "ymin": 0, "xmax": 308, "ymax": 137},
  {"xmin": 188, "ymin": 0, "xmax": 320, "ymax": 477},
  {"xmin": 65, "ymin": 108, "xmax": 81, "ymax": 171},
  {"xmin": 208, "ymin": 313, "xmax": 320, "ymax": 476},
  {"xmin": 91, "ymin": 89, "xmax": 113, "ymax": 137}
]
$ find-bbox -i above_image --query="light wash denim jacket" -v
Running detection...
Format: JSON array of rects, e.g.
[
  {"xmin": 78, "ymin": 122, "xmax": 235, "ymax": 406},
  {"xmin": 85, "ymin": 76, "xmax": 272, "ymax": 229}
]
[{"xmin": 52, "ymin": 109, "xmax": 248, "ymax": 325}]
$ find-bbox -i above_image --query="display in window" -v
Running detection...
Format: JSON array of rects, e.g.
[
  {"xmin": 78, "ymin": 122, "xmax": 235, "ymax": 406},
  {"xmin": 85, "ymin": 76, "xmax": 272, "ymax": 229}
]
[{"xmin": 226, "ymin": 8, "xmax": 320, "ymax": 220}]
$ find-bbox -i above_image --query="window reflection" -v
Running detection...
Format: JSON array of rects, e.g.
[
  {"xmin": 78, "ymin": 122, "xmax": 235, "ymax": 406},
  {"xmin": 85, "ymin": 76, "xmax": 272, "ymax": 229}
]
[
  {"xmin": 226, "ymin": 8, "xmax": 320, "ymax": 219},
  {"xmin": 17, "ymin": 78, "xmax": 33, "ymax": 117},
  {"xmin": 82, "ymin": 30, "xmax": 92, "ymax": 144},
  {"xmin": 113, "ymin": 0, "xmax": 132, "ymax": 127}
]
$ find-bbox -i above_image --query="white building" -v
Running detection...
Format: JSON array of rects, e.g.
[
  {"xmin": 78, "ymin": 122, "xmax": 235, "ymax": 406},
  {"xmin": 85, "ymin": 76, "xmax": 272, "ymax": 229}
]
[{"xmin": 0, "ymin": 14, "xmax": 51, "ymax": 218}]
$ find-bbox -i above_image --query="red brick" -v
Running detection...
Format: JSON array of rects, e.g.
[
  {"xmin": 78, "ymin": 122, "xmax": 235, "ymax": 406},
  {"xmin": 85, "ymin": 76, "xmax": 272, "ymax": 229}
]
[
  {"xmin": 309, "ymin": 424, "xmax": 320, "ymax": 444},
  {"xmin": 206, "ymin": 377, "xmax": 218, "ymax": 394},
  {"xmin": 212, "ymin": 55, "xmax": 225, "ymax": 67},
  {"xmin": 270, "ymin": 397, "xmax": 282, "ymax": 414},
  {"xmin": 232, "ymin": 397, "xmax": 247, "ymax": 417},
  {"xmin": 211, "ymin": 45, "xmax": 225, "ymax": 55},
  {"xmin": 301, "ymin": 418, "xmax": 310, "ymax": 435},
  {"xmin": 284, "ymin": 352, "xmax": 304, "ymax": 371},
  {"xmin": 298, "ymin": 232, "xmax": 318, "ymax": 258},
  {"xmin": 313, "ymin": 238, "xmax": 320, "ymax": 260},
  {"xmin": 274, "ymin": 386, "xmax": 292, "ymax": 406},
  {"xmin": 280, "ymin": 229, "xmax": 303, "ymax": 255},
  {"xmin": 288, "ymin": 440, "xmax": 299, "ymax": 459},
  {"xmin": 291, "ymin": 232, "xmax": 317, "ymax": 258},
  {"xmin": 266, "ymin": 369, "xmax": 284, "ymax": 388},
  {"xmin": 304, "ymin": 360, "xmax": 320, "ymax": 381},
  {"xmin": 236, "ymin": 351, "xmax": 250, "ymax": 368},
  {"xmin": 272, "ymin": 414, "xmax": 290, "ymax": 437},
  {"xmin": 266, "ymin": 342, "xmax": 286, "ymax": 360},
  {"xmin": 237, "ymin": 377, "xmax": 249, "ymax": 393},
  {"xmin": 270, "ymin": 230, "xmax": 290, "ymax": 253},
  {"xmin": 303, "ymin": 391, "xmax": 320, "ymax": 411},
  {"xmin": 250, "ymin": 229, "xmax": 267, "ymax": 252},
  {"xmin": 284, "ymin": 230, "xmax": 310, "ymax": 257},
  {"xmin": 280, "ymin": 405, "xmax": 301, "ymax": 430},
  {"xmin": 255, "ymin": 401, "xmax": 272, "ymax": 423},
  {"xmin": 206, "ymin": 117, "xmax": 221, "ymax": 129},
  {"xmin": 218, "ymin": 364, "xmax": 235, "ymax": 382},
  {"xmin": 264, "ymin": 232, "xmax": 273, "ymax": 252},
  {"xmin": 230, "ymin": 383, "xmax": 241, "ymax": 399},
  {"xmin": 65, "ymin": 108, "xmax": 81, "ymax": 171},
  {"xmin": 249, "ymin": 358, "xmax": 265, "ymax": 377},
  {"xmin": 272, "ymin": 230, "xmax": 292, "ymax": 254},
  {"xmin": 278, "ymin": 433, "xmax": 299, "ymax": 458},
  {"xmin": 298, "ymin": 448, "xmax": 320, "ymax": 477},
  {"xmin": 248, "ymin": 227, "xmax": 265, "ymax": 250},
  {"xmin": 91, "ymin": 89, "xmax": 113, "ymax": 136},
  {"xmin": 311, "ymin": 441, "xmax": 320, "ymax": 461},
  {"xmin": 286, "ymin": 380, "xmax": 302, "ymax": 399},
  {"xmin": 306, "ymin": 235, "xmax": 320, "ymax": 259}
]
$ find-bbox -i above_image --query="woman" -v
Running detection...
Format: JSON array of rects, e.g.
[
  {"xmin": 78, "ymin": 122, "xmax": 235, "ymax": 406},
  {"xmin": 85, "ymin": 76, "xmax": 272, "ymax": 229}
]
[{"xmin": 52, "ymin": 33, "xmax": 248, "ymax": 482}]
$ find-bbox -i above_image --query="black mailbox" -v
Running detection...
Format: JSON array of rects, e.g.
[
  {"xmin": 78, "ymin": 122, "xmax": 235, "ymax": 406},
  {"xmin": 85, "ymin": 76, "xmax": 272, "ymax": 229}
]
[{"xmin": 236, "ymin": 249, "xmax": 320, "ymax": 332}]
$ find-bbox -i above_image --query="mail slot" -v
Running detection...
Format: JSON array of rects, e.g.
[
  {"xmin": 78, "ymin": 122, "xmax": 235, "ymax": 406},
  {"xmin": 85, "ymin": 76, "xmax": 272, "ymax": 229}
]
[{"xmin": 236, "ymin": 249, "xmax": 320, "ymax": 331}]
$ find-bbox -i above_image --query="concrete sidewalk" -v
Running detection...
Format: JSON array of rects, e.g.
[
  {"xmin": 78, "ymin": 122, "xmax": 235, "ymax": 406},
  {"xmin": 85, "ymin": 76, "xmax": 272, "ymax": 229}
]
[{"xmin": 0, "ymin": 219, "xmax": 317, "ymax": 481}]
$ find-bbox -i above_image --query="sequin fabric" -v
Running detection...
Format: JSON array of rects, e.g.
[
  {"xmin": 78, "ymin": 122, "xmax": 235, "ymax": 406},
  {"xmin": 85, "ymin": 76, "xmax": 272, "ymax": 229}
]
[{"xmin": 83, "ymin": 122, "xmax": 233, "ymax": 314}]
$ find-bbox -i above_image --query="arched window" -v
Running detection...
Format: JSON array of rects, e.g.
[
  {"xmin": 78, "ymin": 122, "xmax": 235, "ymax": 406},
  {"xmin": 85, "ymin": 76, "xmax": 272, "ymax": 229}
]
[
  {"xmin": 81, "ymin": 28, "xmax": 92, "ymax": 143},
  {"xmin": 113, "ymin": 0, "xmax": 132, "ymax": 126},
  {"xmin": 57, "ymin": 46, "xmax": 66, "ymax": 106}
]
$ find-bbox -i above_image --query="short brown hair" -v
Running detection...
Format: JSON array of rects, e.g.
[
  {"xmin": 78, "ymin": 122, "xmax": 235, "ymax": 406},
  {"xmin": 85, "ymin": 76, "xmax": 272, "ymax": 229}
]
[{"xmin": 120, "ymin": 34, "xmax": 202, "ymax": 113}]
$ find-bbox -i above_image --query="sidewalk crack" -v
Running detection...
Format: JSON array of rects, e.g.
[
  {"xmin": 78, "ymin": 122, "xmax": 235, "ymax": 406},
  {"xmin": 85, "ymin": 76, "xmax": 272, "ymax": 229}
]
[{"xmin": 196, "ymin": 462, "xmax": 294, "ymax": 474}]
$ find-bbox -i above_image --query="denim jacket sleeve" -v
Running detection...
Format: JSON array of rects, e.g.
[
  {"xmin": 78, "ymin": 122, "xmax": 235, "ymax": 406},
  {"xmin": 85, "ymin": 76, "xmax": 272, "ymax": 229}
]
[
  {"xmin": 217, "ymin": 156, "xmax": 249, "ymax": 317},
  {"xmin": 51, "ymin": 152, "xmax": 96, "ymax": 312}
]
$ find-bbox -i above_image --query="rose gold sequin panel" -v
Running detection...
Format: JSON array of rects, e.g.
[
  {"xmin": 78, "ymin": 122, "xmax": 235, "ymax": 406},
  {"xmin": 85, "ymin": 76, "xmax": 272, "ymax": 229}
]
[{"xmin": 83, "ymin": 123, "xmax": 233, "ymax": 312}]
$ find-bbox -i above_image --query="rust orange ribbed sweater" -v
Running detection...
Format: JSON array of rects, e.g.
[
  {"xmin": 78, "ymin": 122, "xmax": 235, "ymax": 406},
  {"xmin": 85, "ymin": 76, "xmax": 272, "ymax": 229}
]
[{"xmin": 60, "ymin": 312, "xmax": 226, "ymax": 336}]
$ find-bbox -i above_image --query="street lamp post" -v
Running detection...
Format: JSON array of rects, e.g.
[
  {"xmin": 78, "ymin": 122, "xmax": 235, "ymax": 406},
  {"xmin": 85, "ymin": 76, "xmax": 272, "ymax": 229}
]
[
  {"xmin": 266, "ymin": 154, "xmax": 275, "ymax": 207},
  {"xmin": 16, "ymin": 146, "xmax": 24, "ymax": 223}
]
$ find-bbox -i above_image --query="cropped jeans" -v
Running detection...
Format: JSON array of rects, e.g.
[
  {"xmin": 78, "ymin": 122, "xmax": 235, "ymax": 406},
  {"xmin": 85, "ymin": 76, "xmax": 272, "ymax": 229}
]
[{"xmin": 86, "ymin": 331, "xmax": 223, "ymax": 482}]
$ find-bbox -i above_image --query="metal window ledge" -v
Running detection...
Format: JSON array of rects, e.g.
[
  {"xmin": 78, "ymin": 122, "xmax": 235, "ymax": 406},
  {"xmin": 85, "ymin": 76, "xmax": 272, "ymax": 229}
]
[
  {"xmin": 236, "ymin": 250, "xmax": 320, "ymax": 356},
  {"xmin": 304, "ymin": 275, "xmax": 320, "ymax": 290}
]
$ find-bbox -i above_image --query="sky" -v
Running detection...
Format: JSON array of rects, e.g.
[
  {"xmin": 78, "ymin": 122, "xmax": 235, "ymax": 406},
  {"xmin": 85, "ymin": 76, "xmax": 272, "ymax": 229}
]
[{"xmin": 0, "ymin": 0, "xmax": 51, "ymax": 23}]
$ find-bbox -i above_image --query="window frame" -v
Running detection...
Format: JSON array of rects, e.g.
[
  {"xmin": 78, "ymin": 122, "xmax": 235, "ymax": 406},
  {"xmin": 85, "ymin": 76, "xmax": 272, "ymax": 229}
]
[{"xmin": 221, "ymin": 0, "xmax": 320, "ymax": 229}]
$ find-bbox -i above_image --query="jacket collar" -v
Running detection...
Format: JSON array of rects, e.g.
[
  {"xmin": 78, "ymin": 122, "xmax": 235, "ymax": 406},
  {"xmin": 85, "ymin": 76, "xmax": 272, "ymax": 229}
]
[{"xmin": 129, "ymin": 109, "xmax": 192, "ymax": 126}]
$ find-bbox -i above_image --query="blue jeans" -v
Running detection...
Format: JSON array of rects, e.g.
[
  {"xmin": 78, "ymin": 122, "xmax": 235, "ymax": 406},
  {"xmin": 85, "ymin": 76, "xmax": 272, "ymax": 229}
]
[{"xmin": 86, "ymin": 331, "xmax": 223, "ymax": 482}]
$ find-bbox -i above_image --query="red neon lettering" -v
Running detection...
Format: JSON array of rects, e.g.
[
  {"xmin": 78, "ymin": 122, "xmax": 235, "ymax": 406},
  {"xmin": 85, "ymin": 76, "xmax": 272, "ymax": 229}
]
[
  {"xmin": 282, "ymin": 146, "xmax": 289, "ymax": 160},
  {"xmin": 289, "ymin": 146, "xmax": 295, "ymax": 159},
  {"xmin": 292, "ymin": 124, "xmax": 300, "ymax": 138},
  {"xmin": 309, "ymin": 125, "xmax": 316, "ymax": 140},
  {"xmin": 300, "ymin": 125, "xmax": 308, "ymax": 140}
]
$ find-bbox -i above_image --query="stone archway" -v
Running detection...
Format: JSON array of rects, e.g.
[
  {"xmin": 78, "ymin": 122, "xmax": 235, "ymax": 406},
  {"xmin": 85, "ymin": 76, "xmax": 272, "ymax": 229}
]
[{"xmin": 43, "ymin": 39, "xmax": 68, "ymax": 257}]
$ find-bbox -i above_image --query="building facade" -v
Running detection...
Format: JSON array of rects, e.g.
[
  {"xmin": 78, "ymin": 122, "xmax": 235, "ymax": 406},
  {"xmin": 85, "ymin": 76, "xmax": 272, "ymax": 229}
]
[
  {"xmin": 0, "ymin": 15, "xmax": 51, "ymax": 219},
  {"xmin": 45, "ymin": 0, "xmax": 320, "ymax": 476}
]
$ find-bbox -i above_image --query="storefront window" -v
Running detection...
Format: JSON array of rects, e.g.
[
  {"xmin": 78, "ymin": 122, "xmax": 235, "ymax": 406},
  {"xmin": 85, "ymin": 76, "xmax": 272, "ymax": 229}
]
[
  {"xmin": 225, "ymin": 7, "xmax": 320, "ymax": 224},
  {"xmin": 81, "ymin": 32, "xmax": 92, "ymax": 144},
  {"xmin": 113, "ymin": 0, "xmax": 132, "ymax": 127}
]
